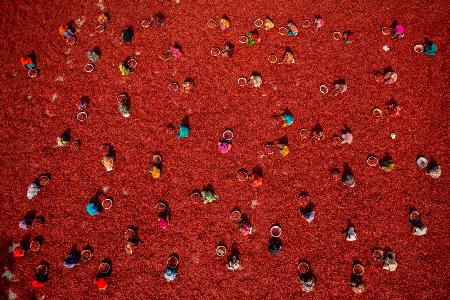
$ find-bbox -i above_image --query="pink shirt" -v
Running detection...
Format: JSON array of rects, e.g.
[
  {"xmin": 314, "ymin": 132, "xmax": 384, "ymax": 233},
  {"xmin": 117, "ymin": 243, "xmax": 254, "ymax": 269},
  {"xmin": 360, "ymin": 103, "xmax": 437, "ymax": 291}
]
[{"xmin": 159, "ymin": 217, "xmax": 169, "ymax": 229}]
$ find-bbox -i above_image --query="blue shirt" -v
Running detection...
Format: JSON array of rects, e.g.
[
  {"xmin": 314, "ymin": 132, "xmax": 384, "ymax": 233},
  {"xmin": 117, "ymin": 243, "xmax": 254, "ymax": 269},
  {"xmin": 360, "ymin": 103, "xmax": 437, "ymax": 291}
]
[
  {"xmin": 283, "ymin": 114, "xmax": 294, "ymax": 126},
  {"xmin": 177, "ymin": 125, "xmax": 189, "ymax": 138},
  {"xmin": 86, "ymin": 203, "xmax": 100, "ymax": 216}
]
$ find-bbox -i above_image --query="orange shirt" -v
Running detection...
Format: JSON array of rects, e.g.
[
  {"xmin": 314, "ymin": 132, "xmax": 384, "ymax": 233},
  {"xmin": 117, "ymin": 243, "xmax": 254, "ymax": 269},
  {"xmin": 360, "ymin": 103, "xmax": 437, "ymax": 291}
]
[{"xmin": 21, "ymin": 57, "xmax": 32, "ymax": 66}]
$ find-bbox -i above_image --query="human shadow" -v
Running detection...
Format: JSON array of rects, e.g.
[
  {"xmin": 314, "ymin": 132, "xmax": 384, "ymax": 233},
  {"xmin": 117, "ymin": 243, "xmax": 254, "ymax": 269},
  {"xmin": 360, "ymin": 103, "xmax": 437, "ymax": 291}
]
[{"xmin": 181, "ymin": 115, "xmax": 191, "ymax": 129}]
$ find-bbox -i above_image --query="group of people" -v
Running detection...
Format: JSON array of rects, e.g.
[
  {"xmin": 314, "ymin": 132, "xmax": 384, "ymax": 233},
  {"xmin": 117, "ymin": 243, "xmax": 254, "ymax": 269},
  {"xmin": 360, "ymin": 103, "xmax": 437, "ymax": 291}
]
[{"xmin": 7, "ymin": 8, "xmax": 442, "ymax": 299}]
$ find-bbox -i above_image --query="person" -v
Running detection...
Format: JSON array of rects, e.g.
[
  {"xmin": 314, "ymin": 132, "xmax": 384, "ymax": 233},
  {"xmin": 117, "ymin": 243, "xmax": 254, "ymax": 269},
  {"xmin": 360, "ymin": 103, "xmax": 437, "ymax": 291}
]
[
  {"xmin": 281, "ymin": 50, "xmax": 295, "ymax": 64},
  {"xmin": 247, "ymin": 31, "xmax": 260, "ymax": 46},
  {"xmin": 98, "ymin": 12, "xmax": 110, "ymax": 26},
  {"xmin": 227, "ymin": 252, "xmax": 240, "ymax": 270},
  {"xmin": 63, "ymin": 249, "xmax": 81, "ymax": 268},
  {"xmin": 152, "ymin": 13, "xmax": 165, "ymax": 27},
  {"xmin": 170, "ymin": 45, "xmax": 182, "ymax": 59},
  {"xmin": 9, "ymin": 242, "xmax": 25, "ymax": 258},
  {"xmin": 379, "ymin": 158, "xmax": 395, "ymax": 172},
  {"xmin": 59, "ymin": 25, "xmax": 75, "ymax": 39},
  {"xmin": 32, "ymin": 264, "xmax": 49, "ymax": 288},
  {"xmin": 86, "ymin": 200, "xmax": 102, "ymax": 216},
  {"xmin": 218, "ymin": 141, "xmax": 231, "ymax": 153},
  {"xmin": 87, "ymin": 49, "xmax": 100, "ymax": 64},
  {"xmin": 201, "ymin": 189, "xmax": 217, "ymax": 204},
  {"xmin": 340, "ymin": 131, "xmax": 353, "ymax": 144},
  {"xmin": 387, "ymin": 102, "xmax": 401, "ymax": 117},
  {"xmin": 56, "ymin": 131, "xmax": 71, "ymax": 147},
  {"xmin": 125, "ymin": 228, "xmax": 140, "ymax": 254},
  {"xmin": 119, "ymin": 62, "xmax": 132, "ymax": 76},
  {"xmin": 249, "ymin": 73, "xmax": 262, "ymax": 87},
  {"xmin": 149, "ymin": 155, "xmax": 162, "ymax": 179},
  {"xmin": 250, "ymin": 172, "xmax": 263, "ymax": 187},
  {"xmin": 314, "ymin": 16, "xmax": 324, "ymax": 30},
  {"xmin": 299, "ymin": 274, "xmax": 315, "ymax": 292},
  {"xmin": 350, "ymin": 275, "xmax": 365, "ymax": 294},
  {"xmin": 278, "ymin": 143, "xmax": 289, "ymax": 157},
  {"xmin": 342, "ymin": 30, "xmax": 355, "ymax": 44},
  {"xmin": 333, "ymin": 81, "xmax": 347, "ymax": 95},
  {"xmin": 95, "ymin": 261, "xmax": 111, "ymax": 290},
  {"xmin": 424, "ymin": 42, "xmax": 437, "ymax": 56},
  {"xmin": 268, "ymin": 238, "xmax": 282, "ymax": 255},
  {"xmin": 346, "ymin": 226, "xmax": 357, "ymax": 241},
  {"xmin": 382, "ymin": 251, "xmax": 397, "ymax": 271},
  {"xmin": 311, "ymin": 128, "xmax": 325, "ymax": 141},
  {"xmin": 158, "ymin": 212, "xmax": 169, "ymax": 229},
  {"xmin": 221, "ymin": 43, "xmax": 234, "ymax": 57},
  {"xmin": 393, "ymin": 23, "xmax": 405, "ymax": 38},
  {"xmin": 412, "ymin": 223, "xmax": 427, "ymax": 236},
  {"xmin": 304, "ymin": 210, "xmax": 315, "ymax": 223},
  {"xmin": 342, "ymin": 174, "xmax": 356, "ymax": 187},
  {"xmin": 287, "ymin": 21, "xmax": 299, "ymax": 36},
  {"xmin": 384, "ymin": 71, "xmax": 398, "ymax": 84},
  {"xmin": 102, "ymin": 146, "xmax": 115, "ymax": 172},
  {"xmin": 281, "ymin": 113, "xmax": 294, "ymax": 127},
  {"xmin": 117, "ymin": 95, "xmax": 131, "ymax": 117},
  {"xmin": 122, "ymin": 27, "xmax": 133, "ymax": 43},
  {"xmin": 177, "ymin": 123, "xmax": 190, "ymax": 138},
  {"xmin": 426, "ymin": 164, "xmax": 441, "ymax": 179},
  {"xmin": 27, "ymin": 180, "xmax": 41, "ymax": 200},
  {"xmin": 219, "ymin": 18, "xmax": 230, "ymax": 30},
  {"xmin": 164, "ymin": 255, "xmax": 178, "ymax": 281},
  {"xmin": 238, "ymin": 219, "xmax": 253, "ymax": 236},
  {"xmin": 27, "ymin": 174, "xmax": 49, "ymax": 200},
  {"xmin": 180, "ymin": 79, "xmax": 194, "ymax": 94},
  {"xmin": 20, "ymin": 56, "xmax": 35, "ymax": 70},
  {"xmin": 94, "ymin": 277, "xmax": 107, "ymax": 291},
  {"xmin": 19, "ymin": 217, "xmax": 33, "ymax": 230},
  {"xmin": 264, "ymin": 18, "xmax": 274, "ymax": 30}
]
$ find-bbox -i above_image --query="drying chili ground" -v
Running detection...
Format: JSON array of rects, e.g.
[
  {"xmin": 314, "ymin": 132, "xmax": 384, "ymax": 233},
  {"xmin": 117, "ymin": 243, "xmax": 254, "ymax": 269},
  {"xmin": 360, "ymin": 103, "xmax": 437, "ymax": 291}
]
[{"xmin": 0, "ymin": 0, "xmax": 449, "ymax": 299}]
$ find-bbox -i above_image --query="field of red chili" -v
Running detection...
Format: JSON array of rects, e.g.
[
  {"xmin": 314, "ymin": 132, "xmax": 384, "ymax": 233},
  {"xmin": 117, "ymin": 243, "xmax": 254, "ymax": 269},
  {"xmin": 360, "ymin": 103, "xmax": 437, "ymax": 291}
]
[{"xmin": 0, "ymin": 0, "xmax": 449, "ymax": 299}]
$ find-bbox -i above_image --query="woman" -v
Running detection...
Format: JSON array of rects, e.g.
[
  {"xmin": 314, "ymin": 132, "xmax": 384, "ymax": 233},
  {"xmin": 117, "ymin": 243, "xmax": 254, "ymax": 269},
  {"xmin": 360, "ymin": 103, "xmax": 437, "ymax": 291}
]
[
  {"xmin": 227, "ymin": 252, "xmax": 240, "ymax": 270},
  {"xmin": 268, "ymin": 237, "xmax": 282, "ymax": 255},
  {"xmin": 63, "ymin": 248, "xmax": 81, "ymax": 269},
  {"xmin": 342, "ymin": 174, "xmax": 356, "ymax": 187},
  {"xmin": 282, "ymin": 50, "xmax": 295, "ymax": 64},
  {"xmin": 287, "ymin": 21, "xmax": 299, "ymax": 36},
  {"xmin": 59, "ymin": 25, "xmax": 75, "ymax": 39},
  {"xmin": 424, "ymin": 42, "xmax": 437, "ymax": 56},
  {"xmin": 384, "ymin": 71, "xmax": 398, "ymax": 84},
  {"xmin": 393, "ymin": 23, "xmax": 405, "ymax": 38},
  {"xmin": 164, "ymin": 255, "xmax": 179, "ymax": 281},
  {"xmin": 20, "ymin": 56, "xmax": 35, "ymax": 70}
]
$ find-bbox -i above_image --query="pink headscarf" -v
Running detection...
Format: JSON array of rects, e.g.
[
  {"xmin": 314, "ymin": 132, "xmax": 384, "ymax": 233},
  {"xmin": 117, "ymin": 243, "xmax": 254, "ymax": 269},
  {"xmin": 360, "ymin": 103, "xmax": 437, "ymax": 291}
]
[
  {"xmin": 170, "ymin": 46, "xmax": 182, "ymax": 59},
  {"xmin": 218, "ymin": 142, "xmax": 231, "ymax": 154},
  {"xmin": 395, "ymin": 24, "xmax": 405, "ymax": 34},
  {"xmin": 315, "ymin": 18, "xmax": 324, "ymax": 29}
]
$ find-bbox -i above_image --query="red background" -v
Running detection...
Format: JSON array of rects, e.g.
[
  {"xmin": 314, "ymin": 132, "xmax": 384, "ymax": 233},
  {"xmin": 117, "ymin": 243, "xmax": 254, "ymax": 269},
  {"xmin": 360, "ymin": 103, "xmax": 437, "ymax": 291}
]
[{"xmin": 0, "ymin": 0, "xmax": 449, "ymax": 299}]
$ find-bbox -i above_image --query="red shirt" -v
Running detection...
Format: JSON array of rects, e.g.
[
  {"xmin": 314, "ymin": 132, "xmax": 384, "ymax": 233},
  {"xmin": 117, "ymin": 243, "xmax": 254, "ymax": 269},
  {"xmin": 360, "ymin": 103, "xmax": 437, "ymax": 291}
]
[
  {"xmin": 95, "ymin": 278, "xmax": 107, "ymax": 289},
  {"xmin": 32, "ymin": 279, "xmax": 45, "ymax": 288}
]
